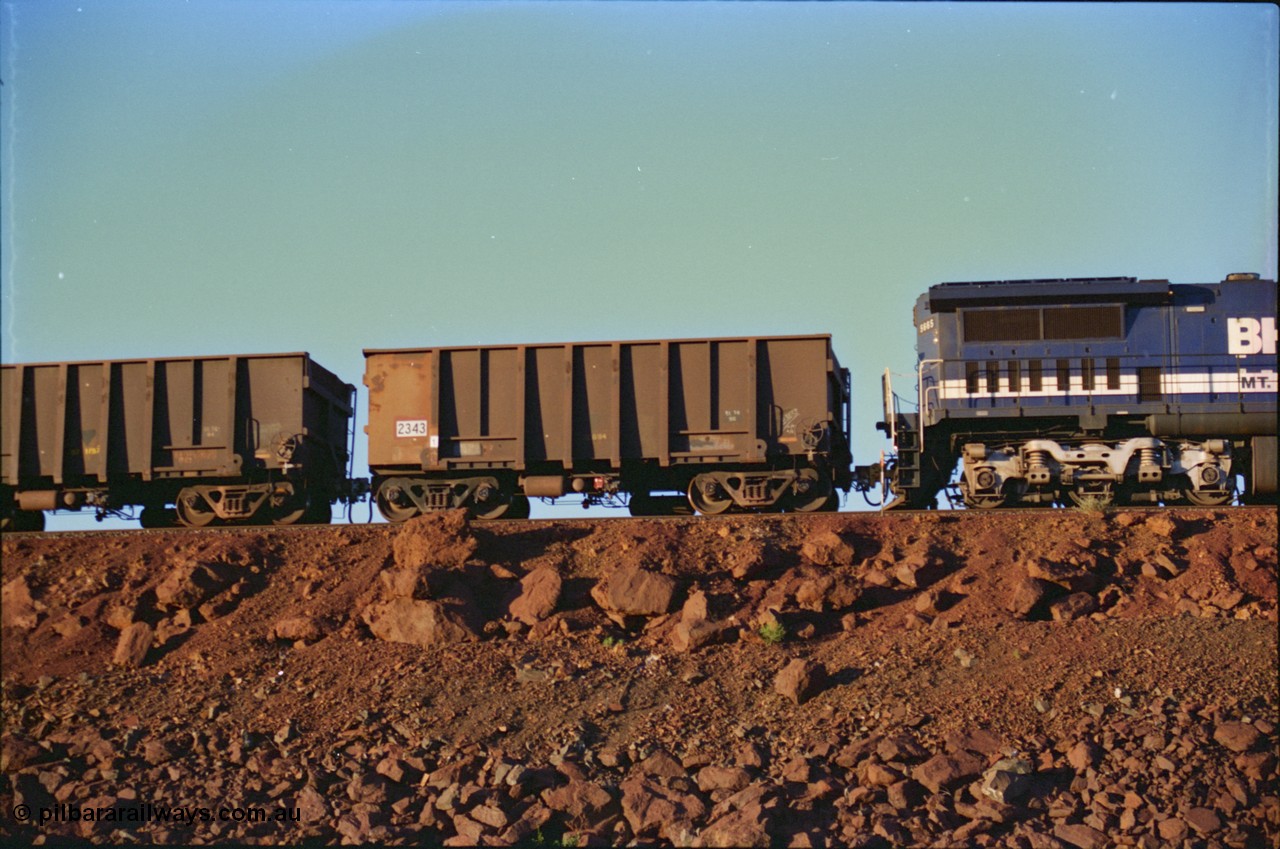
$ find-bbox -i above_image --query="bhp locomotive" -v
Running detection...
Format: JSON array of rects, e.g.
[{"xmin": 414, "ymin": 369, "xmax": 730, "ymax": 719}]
[
  {"xmin": 875, "ymin": 273, "xmax": 1277, "ymax": 509},
  {"xmin": 1, "ymin": 273, "xmax": 1274, "ymax": 530}
]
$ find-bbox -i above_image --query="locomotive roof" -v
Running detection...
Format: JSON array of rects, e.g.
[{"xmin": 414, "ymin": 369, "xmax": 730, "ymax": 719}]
[{"xmin": 926, "ymin": 277, "xmax": 1173, "ymax": 311}]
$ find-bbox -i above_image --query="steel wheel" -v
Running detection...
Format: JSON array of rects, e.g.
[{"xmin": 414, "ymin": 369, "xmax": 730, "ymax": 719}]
[
  {"xmin": 472, "ymin": 494, "xmax": 514, "ymax": 520},
  {"xmin": 176, "ymin": 489, "xmax": 217, "ymax": 527},
  {"xmin": 1183, "ymin": 487, "xmax": 1234, "ymax": 507},
  {"xmin": 964, "ymin": 493, "xmax": 1007, "ymax": 509},
  {"xmin": 465, "ymin": 477, "xmax": 513, "ymax": 520},
  {"xmin": 790, "ymin": 468, "xmax": 833, "ymax": 513},
  {"xmin": 688, "ymin": 475, "xmax": 733, "ymax": 515},
  {"xmin": 271, "ymin": 498, "xmax": 307, "ymax": 526},
  {"xmin": 375, "ymin": 480, "xmax": 419, "ymax": 523}
]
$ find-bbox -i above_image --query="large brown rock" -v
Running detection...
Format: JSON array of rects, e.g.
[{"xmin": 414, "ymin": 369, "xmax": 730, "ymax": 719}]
[
  {"xmin": 154, "ymin": 560, "xmax": 233, "ymax": 609},
  {"xmin": 637, "ymin": 749, "xmax": 688, "ymax": 781},
  {"xmin": 980, "ymin": 757, "xmax": 1034, "ymax": 804},
  {"xmin": 1145, "ymin": 514, "xmax": 1179, "ymax": 538},
  {"xmin": 671, "ymin": 590, "xmax": 731, "ymax": 652},
  {"xmin": 1213, "ymin": 721, "xmax": 1261, "ymax": 752},
  {"xmin": 1005, "ymin": 577, "xmax": 1055, "ymax": 618},
  {"xmin": 363, "ymin": 598, "xmax": 477, "ymax": 647},
  {"xmin": 774, "ymin": 658, "xmax": 827, "ymax": 705},
  {"xmin": 795, "ymin": 574, "xmax": 860, "ymax": 612},
  {"xmin": 1050, "ymin": 593, "xmax": 1099, "ymax": 621},
  {"xmin": 695, "ymin": 766, "xmax": 752, "ymax": 794},
  {"xmin": 913, "ymin": 751, "xmax": 984, "ymax": 793},
  {"xmin": 1, "ymin": 575, "xmax": 39, "ymax": 630},
  {"xmin": 272, "ymin": 615, "xmax": 323, "ymax": 643},
  {"xmin": 1066, "ymin": 740, "xmax": 1103, "ymax": 771},
  {"xmin": 1054, "ymin": 823, "xmax": 1108, "ymax": 849},
  {"xmin": 378, "ymin": 565, "xmax": 433, "ymax": 600},
  {"xmin": 801, "ymin": 531, "xmax": 855, "ymax": 567},
  {"xmin": 540, "ymin": 780, "xmax": 617, "ymax": 829},
  {"xmin": 1026, "ymin": 558, "xmax": 1098, "ymax": 593},
  {"xmin": 1184, "ymin": 807, "xmax": 1222, "ymax": 835},
  {"xmin": 111, "ymin": 622, "xmax": 154, "ymax": 667},
  {"xmin": 296, "ymin": 785, "xmax": 327, "ymax": 824},
  {"xmin": 591, "ymin": 565, "xmax": 677, "ymax": 619},
  {"xmin": 392, "ymin": 509, "xmax": 478, "ymax": 571},
  {"xmin": 619, "ymin": 776, "xmax": 707, "ymax": 841},
  {"xmin": 508, "ymin": 568, "xmax": 562, "ymax": 625},
  {"xmin": 0, "ymin": 732, "xmax": 46, "ymax": 772},
  {"xmin": 697, "ymin": 805, "xmax": 771, "ymax": 847},
  {"xmin": 893, "ymin": 553, "xmax": 944, "ymax": 589}
]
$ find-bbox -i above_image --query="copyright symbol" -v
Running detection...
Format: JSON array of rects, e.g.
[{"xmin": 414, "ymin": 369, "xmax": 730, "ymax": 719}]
[{"xmin": 13, "ymin": 804, "xmax": 31, "ymax": 821}]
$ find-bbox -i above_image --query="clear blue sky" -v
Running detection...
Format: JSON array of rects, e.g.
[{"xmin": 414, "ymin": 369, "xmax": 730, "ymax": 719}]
[{"xmin": 3, "ymin": 1, "xmax": 1277, "ymax": 527}]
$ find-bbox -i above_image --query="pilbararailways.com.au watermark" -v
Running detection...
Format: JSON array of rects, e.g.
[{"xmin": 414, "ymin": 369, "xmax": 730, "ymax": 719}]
[{"xmin": 12, "ymin": 802, "xmax": 301, "ymax": 827}]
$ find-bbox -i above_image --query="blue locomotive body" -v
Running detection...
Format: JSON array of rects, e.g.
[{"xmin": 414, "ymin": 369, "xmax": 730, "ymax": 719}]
[{"xmin": 880, "ymin": 274, "xmax": 1277, "ymax": 508}]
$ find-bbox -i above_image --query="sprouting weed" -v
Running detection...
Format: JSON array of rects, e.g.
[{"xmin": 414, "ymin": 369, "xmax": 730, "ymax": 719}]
[{"xmin": 758, "ymin": 621, "xmax": 786, "ymax": 645}]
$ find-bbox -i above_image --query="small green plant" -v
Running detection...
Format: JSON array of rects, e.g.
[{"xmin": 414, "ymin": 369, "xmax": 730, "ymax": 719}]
[
  {"xmin": 601, "ymin": 635, "xmax": 625, "ymax": 650},
  {"xmin": 758, "ymin": 621, "xmax": 786, "ymax": 645},
  {"xmin": 532, "ymin": 828, "xmax": 579, "ymax": 848}
]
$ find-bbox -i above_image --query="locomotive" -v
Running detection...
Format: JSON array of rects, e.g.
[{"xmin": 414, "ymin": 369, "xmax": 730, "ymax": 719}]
[
  {"xmin": 874, "ymin": 273, "xmax": 1277, "ymax": 509},
  {"xmin": 2, "ymin": 273, "xmax": 1274, "ymax": 530}
]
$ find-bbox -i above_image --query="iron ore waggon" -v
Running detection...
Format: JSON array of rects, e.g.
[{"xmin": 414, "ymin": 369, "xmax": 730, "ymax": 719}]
[
  {"xmin": 877, "ymin": 273, "xmax": 1278, "ymax": 509},
  {"xmin": 364, "ymin": 334, "xmax": 854, "ymax": 520},
  {"xmin": 0, "ymin": 353, "xmax": 356, "ymax": 530}
]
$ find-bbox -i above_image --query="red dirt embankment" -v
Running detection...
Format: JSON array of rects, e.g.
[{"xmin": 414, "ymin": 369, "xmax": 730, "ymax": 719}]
[{"xmin": 2, "ymin": 507, "xmax": 1276, "ymax": 846}]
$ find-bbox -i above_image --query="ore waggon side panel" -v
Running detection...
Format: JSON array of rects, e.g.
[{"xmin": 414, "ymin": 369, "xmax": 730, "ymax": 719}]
[
  {"xmin": 878, "ymin": 274, "xmax": 1277, "ymax": 509},
  {"xmin": 0, "ymin": 353, "xmax": 356, "ymax": 529},
  {"xmin": 364, "ymin": 335, "xmax": 852, "ymax": 519}
]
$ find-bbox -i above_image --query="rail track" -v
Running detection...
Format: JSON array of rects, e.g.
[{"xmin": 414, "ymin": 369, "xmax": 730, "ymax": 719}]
[{"xmin": 5, "ymin": 503, "xmax": 1274, "ymax": 540}]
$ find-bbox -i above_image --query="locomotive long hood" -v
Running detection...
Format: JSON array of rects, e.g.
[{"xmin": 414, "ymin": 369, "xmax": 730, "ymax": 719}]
[{"xmin": 927, "ymin": 277, "xmax": 1173, "ymax": 311}]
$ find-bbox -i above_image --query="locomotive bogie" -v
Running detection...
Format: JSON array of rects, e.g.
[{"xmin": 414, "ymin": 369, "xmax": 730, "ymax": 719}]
[{"xmin": 956, "ymin": 435, "xmax": 1239, "ymax": 508}]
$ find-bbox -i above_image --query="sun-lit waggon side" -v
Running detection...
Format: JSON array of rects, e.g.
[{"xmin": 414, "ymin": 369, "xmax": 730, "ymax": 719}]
[
  {"xmin": 877, "ymin": 274, "xmax": 1278, "ymax": 509},
  {"xmin": 0, "ymin": 353, "xmax": 357, "ymax": 530},
  {"xmin": 364, "ymin": 335, "xmax": 853, "ymax": 520}
]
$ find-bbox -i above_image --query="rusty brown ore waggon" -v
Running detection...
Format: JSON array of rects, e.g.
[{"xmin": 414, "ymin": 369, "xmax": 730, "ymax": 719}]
[
  {"xmin": 0, "ymin": 353, "xmax": 355, "ymax": 530},
  {"xmin": 364, "ymin": 334, "xmax": 854, "ymax": 520}
]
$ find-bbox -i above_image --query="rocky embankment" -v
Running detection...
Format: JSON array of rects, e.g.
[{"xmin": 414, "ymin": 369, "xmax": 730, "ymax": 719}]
[{"xmin": 2, "ymin": 507, "xmax": 1277, "ymax": 846}]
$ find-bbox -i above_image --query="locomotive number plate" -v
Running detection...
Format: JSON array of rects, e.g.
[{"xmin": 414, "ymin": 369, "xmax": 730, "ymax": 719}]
[{"xmin": 395, "ymin": 419, "xmax": 428, "ymax": 438}]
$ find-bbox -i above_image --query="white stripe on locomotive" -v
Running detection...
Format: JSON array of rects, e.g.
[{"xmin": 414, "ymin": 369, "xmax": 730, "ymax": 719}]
[{"xmin": 936, "ymin": 370, "xmax": 1278, "ymax": 399}]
